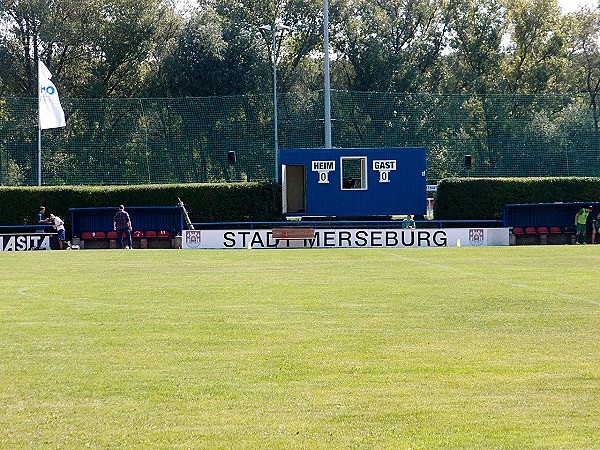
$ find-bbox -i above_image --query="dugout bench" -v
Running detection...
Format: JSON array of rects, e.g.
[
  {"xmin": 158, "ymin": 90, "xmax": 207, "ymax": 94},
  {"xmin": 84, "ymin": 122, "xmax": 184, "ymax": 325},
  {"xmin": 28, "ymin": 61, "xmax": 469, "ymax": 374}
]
[
  {"xmin": 503, "ymin": 202, "xmax": 600, "ymax": 245},
  {"xmin": 70, "ymin": 206, "xmax": 184, "ymax": 249}
]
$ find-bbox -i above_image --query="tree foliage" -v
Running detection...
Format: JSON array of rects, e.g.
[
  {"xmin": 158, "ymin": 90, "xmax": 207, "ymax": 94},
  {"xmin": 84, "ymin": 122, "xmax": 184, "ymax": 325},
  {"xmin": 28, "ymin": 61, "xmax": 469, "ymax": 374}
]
[
  {"xmin": 334, "ymin": 0, "xmax": 452, "ymax": 92},
  {"xmin": 2, "ymin": 0, "xmax": 599, "ymax": 97},
  {"xmin": 0, "ymin": 0, "xmax": 180, "ymax": 97},
  {"xmin": 2, "ymin": 0, "xmax": 600, "ymax": 186}
]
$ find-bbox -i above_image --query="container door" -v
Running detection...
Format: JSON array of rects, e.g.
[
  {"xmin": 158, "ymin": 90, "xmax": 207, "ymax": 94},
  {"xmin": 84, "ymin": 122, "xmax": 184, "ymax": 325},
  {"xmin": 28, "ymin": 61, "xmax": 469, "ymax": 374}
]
[
  {"xmin": 282, "ymin": 165, "xmax": 288, "ymax": 213},
  {"xmin": 282, "ymin": 165, "xmax": 307, "ymax": 214}
]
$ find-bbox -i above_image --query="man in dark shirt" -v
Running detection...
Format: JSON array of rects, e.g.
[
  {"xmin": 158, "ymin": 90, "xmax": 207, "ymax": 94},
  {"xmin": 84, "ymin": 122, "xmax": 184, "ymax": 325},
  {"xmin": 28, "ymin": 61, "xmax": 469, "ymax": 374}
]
[
  {"xmin": 35, "ymin": 206, "xmax": 51, "ymax": 233},
  {"xmin": 113, "ymin": 205, "xmax": 133, "ymax": 249}
]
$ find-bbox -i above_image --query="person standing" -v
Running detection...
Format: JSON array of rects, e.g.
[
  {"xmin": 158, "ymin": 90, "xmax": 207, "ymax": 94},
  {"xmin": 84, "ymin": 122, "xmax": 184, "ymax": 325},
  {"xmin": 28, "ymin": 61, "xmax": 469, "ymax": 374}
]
[
  {"xmin": 49, "ymin": 213, "xmax": 69, "ymax": 250},
  {"xmin": 592, "ymin": 211, "xmax": 600, "ymax": 244},
  {"xmin": 35, "ymin": 206, "xmax": 51, "ymax": 233},
  {"xmin": 113, "ymin": 205, "xmax": 133, "ymax": 249},
  {"xmin": 575, "ymin": 205, "xmax": 593, "ymax": 244}
]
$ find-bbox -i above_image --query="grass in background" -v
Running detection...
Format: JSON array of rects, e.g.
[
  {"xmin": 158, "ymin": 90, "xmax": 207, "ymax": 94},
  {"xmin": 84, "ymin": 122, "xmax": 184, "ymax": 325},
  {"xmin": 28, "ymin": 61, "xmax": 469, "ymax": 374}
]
[{"xmin": 1, "ymin": 246, "xmax": 600, "ymax": 449}]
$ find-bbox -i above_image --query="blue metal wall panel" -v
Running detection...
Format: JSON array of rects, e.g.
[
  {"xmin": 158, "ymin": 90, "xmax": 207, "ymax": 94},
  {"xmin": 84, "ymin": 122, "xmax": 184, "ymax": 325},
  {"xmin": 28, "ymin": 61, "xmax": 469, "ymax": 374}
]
[
  {"xmin": 280, "ymin": 147, "xmax": 427, "ymax": 217},
  {"xmin": 69, "ymin": 206, "xmax": 184, "ymax": 238},
  {"xmin": 502, "ymin": 202, "xmax": 600, "ymax": 228}
]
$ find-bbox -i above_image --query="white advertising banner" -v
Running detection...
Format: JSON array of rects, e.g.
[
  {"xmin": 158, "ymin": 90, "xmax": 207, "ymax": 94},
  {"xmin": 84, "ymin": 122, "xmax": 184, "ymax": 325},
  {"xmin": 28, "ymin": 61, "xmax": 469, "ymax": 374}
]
[
  {"xmin": 182, "ymin": 228, "xmax": 510, "ymax": 249},
  {"xmin": 0, "ymin": 234, "xmax": 51, "ymax": 251}
]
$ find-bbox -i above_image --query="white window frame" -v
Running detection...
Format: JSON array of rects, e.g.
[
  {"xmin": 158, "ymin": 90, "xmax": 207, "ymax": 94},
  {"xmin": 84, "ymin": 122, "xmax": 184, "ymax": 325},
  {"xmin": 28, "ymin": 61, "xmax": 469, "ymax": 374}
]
[{"xmin": 340, "ymin": 156, "xmax": 367, "ymax": 190}]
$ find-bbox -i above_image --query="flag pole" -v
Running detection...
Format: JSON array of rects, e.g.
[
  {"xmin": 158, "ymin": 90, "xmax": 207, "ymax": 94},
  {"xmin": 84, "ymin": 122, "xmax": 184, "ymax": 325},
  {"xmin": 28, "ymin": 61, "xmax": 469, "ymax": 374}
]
[{"xmin": 38, "ymin": 97, "xmax": 42, "ymax": 186}]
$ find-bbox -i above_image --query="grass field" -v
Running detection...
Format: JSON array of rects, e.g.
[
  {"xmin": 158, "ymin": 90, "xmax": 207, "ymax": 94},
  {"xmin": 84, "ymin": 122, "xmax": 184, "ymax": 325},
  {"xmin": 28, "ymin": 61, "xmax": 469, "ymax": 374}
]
[{"xmin": 1, "ymin": 246, "xmax": 600, "ymax": 449}]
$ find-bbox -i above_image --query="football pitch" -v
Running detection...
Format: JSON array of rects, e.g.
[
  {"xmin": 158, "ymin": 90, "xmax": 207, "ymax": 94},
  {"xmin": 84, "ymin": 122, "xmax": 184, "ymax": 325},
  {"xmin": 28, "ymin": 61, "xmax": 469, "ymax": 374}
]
[{"xmin": 1, "ymin": 246, "xmax": 599, "ymax": 449}]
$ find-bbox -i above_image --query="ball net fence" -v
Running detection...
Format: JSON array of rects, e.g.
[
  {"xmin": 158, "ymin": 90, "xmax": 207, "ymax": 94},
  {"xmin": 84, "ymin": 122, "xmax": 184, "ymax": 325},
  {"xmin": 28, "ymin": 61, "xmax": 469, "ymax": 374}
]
[{"xmin": 1, "ymin": 91, "xmax": 599, "ymax": 186}]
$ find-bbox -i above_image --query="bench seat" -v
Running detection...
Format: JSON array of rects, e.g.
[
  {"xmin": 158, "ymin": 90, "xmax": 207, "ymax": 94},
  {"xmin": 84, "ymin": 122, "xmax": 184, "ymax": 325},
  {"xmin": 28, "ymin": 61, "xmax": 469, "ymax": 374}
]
[{"xmin": 272, "ymin": 227, "xmax": 315, "ymax": 241}]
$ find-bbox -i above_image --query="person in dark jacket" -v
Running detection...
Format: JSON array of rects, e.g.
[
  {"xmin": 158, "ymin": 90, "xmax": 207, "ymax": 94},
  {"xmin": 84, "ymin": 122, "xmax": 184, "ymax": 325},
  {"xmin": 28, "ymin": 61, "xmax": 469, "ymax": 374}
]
[{"xmin": 113, "ymin": 205, "xmax": 133, "ymax": 249}]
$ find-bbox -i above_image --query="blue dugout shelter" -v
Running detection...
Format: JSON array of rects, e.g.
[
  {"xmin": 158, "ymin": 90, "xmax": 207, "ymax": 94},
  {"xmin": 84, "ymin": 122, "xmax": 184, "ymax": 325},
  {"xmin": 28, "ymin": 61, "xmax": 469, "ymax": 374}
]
[
  {"xmin": 279, "ymin": 147, "xmax": 427, "ymax": 217},
  {"xmin": 69, "ymin": 206, "xmax": 184, "ymax": 238}
]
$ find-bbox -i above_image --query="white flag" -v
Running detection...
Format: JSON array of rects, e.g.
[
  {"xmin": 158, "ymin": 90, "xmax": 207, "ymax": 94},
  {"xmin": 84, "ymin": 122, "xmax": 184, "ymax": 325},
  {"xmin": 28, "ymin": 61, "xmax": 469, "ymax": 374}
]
[{"xmin": 38, "ymin": 61, "xmax": 66, "ymax": 129}]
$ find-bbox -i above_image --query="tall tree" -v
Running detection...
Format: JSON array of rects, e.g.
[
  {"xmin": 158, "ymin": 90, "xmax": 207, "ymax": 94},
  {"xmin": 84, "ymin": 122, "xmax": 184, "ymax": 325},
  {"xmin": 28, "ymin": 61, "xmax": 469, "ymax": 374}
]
[
  {"xmin": 152, "ymin": 0, "xmax": 332, "ymax": 96},
  {"xmin": 564, "ymin": 6, "xmax": 600, "ymax": 129},
  {"xmin": 0, "ymin": 0, "xmax": 180, "ymax": 97},
  {"xmin": 0, "ymin": 0, "xmax": 92, "ymax": 94},
  {"xmin": 84, "ymin": 0, "xmax": 180, "ymax": 97},
  {"xmin": 444, "ymin": 0, "xmax": 505, "ymax": 94},
  {"xmin": 501, "ymin": 0, "xmax": 567, "ymax": 93},
  {"xmin": 334, "ymin": 0, "xmax": 451, "ymax": 92}
]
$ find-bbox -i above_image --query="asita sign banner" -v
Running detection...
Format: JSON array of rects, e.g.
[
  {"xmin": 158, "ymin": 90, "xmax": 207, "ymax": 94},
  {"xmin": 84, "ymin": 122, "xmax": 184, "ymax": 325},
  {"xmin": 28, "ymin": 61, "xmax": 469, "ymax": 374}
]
[{"xmin": 0, "ymin": 234, "xmax": 51, "ymax": 251}]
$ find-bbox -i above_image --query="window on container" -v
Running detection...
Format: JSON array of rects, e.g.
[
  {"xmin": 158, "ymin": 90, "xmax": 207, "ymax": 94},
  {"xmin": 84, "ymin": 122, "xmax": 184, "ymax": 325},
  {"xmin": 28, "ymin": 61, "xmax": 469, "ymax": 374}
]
[{"xmin": 341, "ymin": 157, "xmax": 367, "ymax": 190}]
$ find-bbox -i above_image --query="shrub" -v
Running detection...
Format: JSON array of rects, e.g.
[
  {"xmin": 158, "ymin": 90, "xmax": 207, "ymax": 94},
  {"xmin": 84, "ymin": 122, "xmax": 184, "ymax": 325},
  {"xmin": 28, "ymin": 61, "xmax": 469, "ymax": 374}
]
[
  {"xmin": 0, "ymin": 183, "xmax": 282, "ymax": 229},
  {"xmin": 434, "ymin": 177, "xmax": 600, "ymax": 220}
]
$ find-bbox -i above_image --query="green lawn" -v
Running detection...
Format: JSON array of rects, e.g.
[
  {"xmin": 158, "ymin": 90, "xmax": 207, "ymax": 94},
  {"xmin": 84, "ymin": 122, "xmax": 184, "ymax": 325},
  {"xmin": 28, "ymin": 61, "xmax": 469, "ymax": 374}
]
[{"xmin": 1, "ymin": 246, "xmax": 599, "ymax": 449}]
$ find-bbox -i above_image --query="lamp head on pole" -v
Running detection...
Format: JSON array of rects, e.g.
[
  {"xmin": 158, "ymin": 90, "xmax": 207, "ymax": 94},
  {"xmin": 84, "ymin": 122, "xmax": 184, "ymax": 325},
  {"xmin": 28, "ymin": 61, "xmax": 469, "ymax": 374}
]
[{"xmin": 259, "ymin": 23, "xmax": 291, "ymax": 33}]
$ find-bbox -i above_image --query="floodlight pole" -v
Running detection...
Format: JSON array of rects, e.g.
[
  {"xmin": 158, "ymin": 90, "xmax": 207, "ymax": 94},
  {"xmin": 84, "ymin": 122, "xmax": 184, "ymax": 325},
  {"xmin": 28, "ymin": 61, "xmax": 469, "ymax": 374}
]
[
  {"xmin": 261, "ymin": 23, "xmax": 289, "ymax": 184},
  {"xmin": 323, "ymin": 0, "xmax": 332, "ymax": 149},
  {"xmin": 38, "ymin": 121, "xmax": 42, "ymax": 186}
]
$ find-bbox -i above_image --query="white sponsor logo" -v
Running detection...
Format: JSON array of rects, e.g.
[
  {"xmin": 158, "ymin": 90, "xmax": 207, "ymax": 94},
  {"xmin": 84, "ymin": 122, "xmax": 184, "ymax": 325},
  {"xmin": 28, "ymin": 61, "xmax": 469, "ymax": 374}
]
[{"xmin": 0, "ymin": 235, "xmax": 51, "ymax": 251}]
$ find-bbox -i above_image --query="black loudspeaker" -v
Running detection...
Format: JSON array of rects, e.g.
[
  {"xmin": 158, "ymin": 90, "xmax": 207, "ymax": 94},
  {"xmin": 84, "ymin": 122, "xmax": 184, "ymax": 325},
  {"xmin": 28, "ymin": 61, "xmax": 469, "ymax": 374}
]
[
  {"xmin": 464, "ymin": 154, "xmax": 472, "ymax": 168},
  {"xmin": 227, "ymin": 150, "xmax": 237, "ymax": 164}
]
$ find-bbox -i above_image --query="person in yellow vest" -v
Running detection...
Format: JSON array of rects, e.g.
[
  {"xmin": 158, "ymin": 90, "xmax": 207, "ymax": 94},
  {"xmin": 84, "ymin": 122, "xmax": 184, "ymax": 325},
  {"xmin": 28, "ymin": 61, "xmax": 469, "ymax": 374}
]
[{"xmin": 575, "ymin": 205, "xmax": 593, "ymax": 244}]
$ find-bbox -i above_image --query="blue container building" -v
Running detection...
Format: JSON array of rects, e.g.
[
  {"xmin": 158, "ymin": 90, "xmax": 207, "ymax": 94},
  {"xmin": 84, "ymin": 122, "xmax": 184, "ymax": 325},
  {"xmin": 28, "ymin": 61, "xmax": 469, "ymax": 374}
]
[{"xmin": 279, "ymin": 147, "xmax": 427, "ymax": 218}]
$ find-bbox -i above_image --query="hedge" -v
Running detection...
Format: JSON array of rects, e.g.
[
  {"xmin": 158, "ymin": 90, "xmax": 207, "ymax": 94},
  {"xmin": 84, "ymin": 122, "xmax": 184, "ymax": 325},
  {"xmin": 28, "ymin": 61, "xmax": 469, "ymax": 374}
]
[
  {"xmin": 0, "ymin": 183, "xmax": 282, "ymax": 230},
  {"xmin": 434, "ymin": 177, "xmax": 600, "ymax": 220},
  {"xmin": 4, "ymin": 177, "xmax": 600, "ymax": 228}
]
